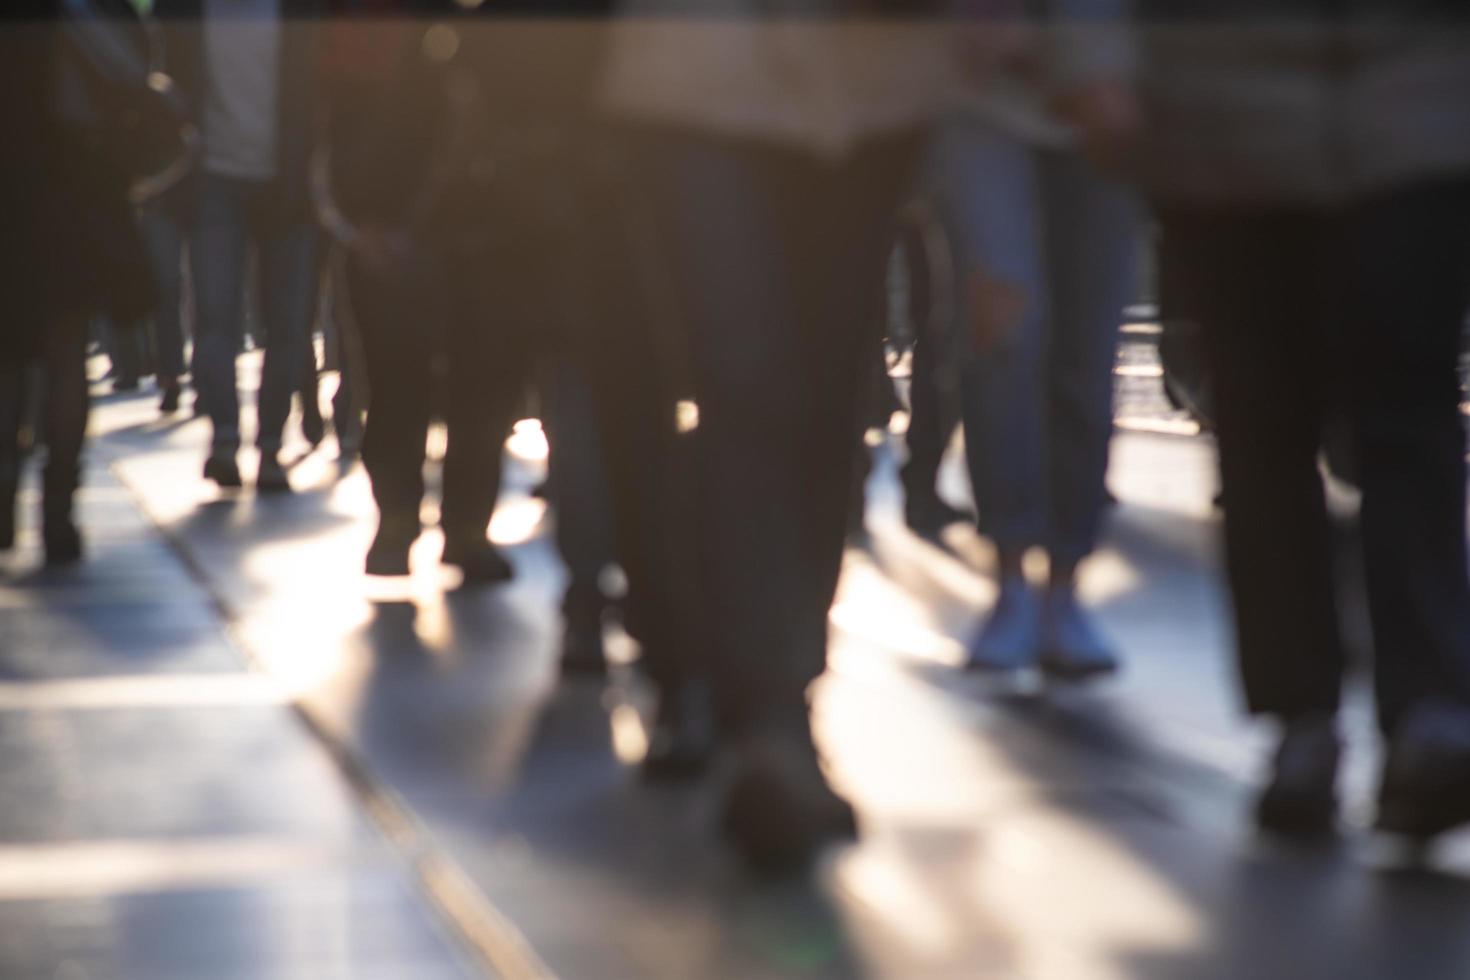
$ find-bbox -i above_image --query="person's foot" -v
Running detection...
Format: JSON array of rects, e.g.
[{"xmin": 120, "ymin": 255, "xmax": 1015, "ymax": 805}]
[
  {"xmin": 967, "ymin": 577, "xmax": 1041, "ymax": 672},
  {"xmin": 1257, "ymin": 715, "xmax": 1340, "ymax": 838},
  {"xmin": 904, "ymin": 491, "xmax": 974, "ymax": 538},
  {"xmin": 256, "ymin": 454, "xmax": 292, "ymax": 494},
  {"xmin": 1039, "ymin": 588, "xmax": 1119, "ymax": 680},
  {"xmin": 158, "ymin": 380, "xmax": 181, "ymax": 415},
  {"xmin": 441, "ymin": 537, "xmax": 514, "ymax": 584},
  {"xmin": 559, "ymin": 605, "xmax": 608, "ymax": 677},
  {"xmin": 721, "ymin": 728, "xmax": 858, "ymax": 873},
  {"xmin": 203, "ymin": 453, "xmax": 243, "ymax": 489},
  {"xmin": 42, "ymin": 518, "xmax": 83, "ymax": 566},
  {"xmin": 365, "ymin": 516, "xmax": 419, "ymax": 577},
  {"xmin": 112, "ymin": 375, "xmax": 139, "ymax": 393},
  {"xmin": 0, "ymin": 466, "xmax": 16, "ymax": 551},
  {"xmin": 641, "ymin": 680, "xmax": 718, "ymax": 781},
  {"xmin": 301, "ymin": 400, "xmax": 326, "ymax": 448},
  {"xmin": 335, "ymin": 418, "xmax": 363, "ymax": 462},
  {"xmin": 1376, "ymin": 702, "xmax": 1470, "ymax": 842}
]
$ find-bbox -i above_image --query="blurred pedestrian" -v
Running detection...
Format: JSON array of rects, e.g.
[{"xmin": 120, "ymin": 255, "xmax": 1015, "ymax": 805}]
[
  {"xmin": 2, "ymin": 0, "xmax": 188, "ymax": 562},
  {"xmin": 601, "ymin": 5, "xmax": 963, "ymax": 869},
  {"xmin": 1140, "ymin": 0, "xmax": 1470, "ymax": 840},
  {"xmin": 159, "ymin": 0, "xmax": 324, "ymax": 492},
  {"xmin": 924, "ymin": 1, "xmax": 1142, "ymax": 678}
]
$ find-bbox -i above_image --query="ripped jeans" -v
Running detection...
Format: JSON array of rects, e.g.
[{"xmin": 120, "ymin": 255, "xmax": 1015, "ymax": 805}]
[{"xmin": 922, "ymin": 120, "xmax": 1141, "ymax": 565}]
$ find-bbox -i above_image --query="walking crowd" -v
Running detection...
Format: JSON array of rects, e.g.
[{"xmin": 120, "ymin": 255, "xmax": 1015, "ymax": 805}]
[{"xmin": 3, "ymin": 0, "xmax": 1470, "ymax": 874}]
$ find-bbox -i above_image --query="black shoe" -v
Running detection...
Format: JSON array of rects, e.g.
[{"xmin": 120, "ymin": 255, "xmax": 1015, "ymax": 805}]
[
  {"xmin": 0, "ymin": 467, "xmax": 16, "ymax": 551},
  {"xmin": 42, "ymin": 519, "xmax": 83, "ymax": 566},
  {"xmin": 721, "ymin": 730, "xmax": 858, "ymax": 873},
  {"xmin": 1256, "ymin": 716, "xmax": 1340, "ymax": 838},
  {"xmin": 256, "ymin": 455, "xmax": 292, "ymax": 494},
  {"xmin": 112, "ymin": 375, "xmax": 140, "ymax": 393},
  {"xmin": 1376, "ymin": 702, "xmax": 1470, "ymax": 842},
  {"xmin": 159, "ymin": 382, "xmax": 181, "ymax": 415},
  {"xmin": 203, "ymin": 454, "xmax": 243, "ymax": 489},
  {"xmin": 641, "ymin": 681, "xmax": 718, "ymax": 781},
  {"xmin": 903, "ymin": 491, "xmax": 974, "ymax": 538},
  {"xmin": 559, "ymin": 609, "xmax": 608, "ymax": 678},
  {"xmin": 442, "ymin": 538, "xmax": 514, "ymax": 584},
  {"xmin": 301, "ymin": 402, "xmax": 326, "ymax": 448},
  {"xmin": 365, "ymin": 517, "xmax": 418, "ymax": 576}
]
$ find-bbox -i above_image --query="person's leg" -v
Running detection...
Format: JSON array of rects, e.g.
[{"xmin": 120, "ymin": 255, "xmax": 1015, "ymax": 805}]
[
  {"xmin": 902, "ymin": 318, "xmax": 968, "ymax": 533},
  {"xmin": 40, "ymin": 313, "xmax": 90, "ymax": 563},
  {"xmin": 1341, "ymin": 182, "xmax": 1470, "ymax": 733},
  {"xmin": 298, "ymin": 331, "xmax": 326, "ymax": 447},
  {"xmin": 189, "ymin": 174, "xmax": 251, "ymax": 481},
  {"xmin": 138, "ymin": 200, "xmax": 188, "ymax": 412},
  {"xmin": 1035, "ymin": 150, "xmax": 1142, "ymax": 675},
  {"xmin": 924, "ymin": 122, "xmax": 1051, "ymax": 669},
  {"xmin": 348, "ymin": 257, "xmax": 434, "ymax": 573},
  {"xmin": 639, "ymin": 137, "xmax": 832, "ymax": 732},
  {"xmin": 0, "ymin": 356, "xmax": 25, "ymax": 550},
  {"xmin": 543, "ymin": 356, "xmax": 618, "ymax": 671},
  {"xmin": 797, "ymin": 135, "xmax": 925, "ymax": 656},
  {"xmin": 638, "ymin": 132, "xmax": 918, "ymax": 866},
  {"xmin": 1163, "ymin": 208, "xmax": 1343, "ymax": 834},
  {"xmin": 437, "ymin": 245, "xmax": 526, "ymax": 583},
  {"xmin": 254, "ymin": 212, "xmax": 320, "ymax": 487},
  {"xmin": 1168, "ymin": 212, "xmax": 1343, "ymax": 718}
]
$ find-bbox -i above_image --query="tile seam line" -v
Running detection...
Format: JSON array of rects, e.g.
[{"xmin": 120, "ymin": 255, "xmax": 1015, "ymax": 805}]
[{"xmin": 96, "ymin": 444, "xmax": 555, "ymax": 980}]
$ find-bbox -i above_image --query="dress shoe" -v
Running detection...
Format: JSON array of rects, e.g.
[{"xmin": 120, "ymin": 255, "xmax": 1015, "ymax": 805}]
[
  {"xmin": 967, "ymin": 577, "xmax": 1041, "ymax": 671},
  {"xmin": 256, "ymin": 455, "xmax": 292, "ymax": 494},
  {"xmin": 301, "ymin": 400, "xmax": 326, "ymax": 448},
  {"xmin": 559, "ymin": 608, "xmax": 608, "ymax": 678},
  {"xmin": 365, "ymin": 516, "xmax": 419, "ymax": 576},
  {"xmin": 721, "ymin": 728, "xmax": 858, "ymax": 873},
  {"xmin": 42, "ymin": 519, "xmax": 83, "ymax": 566},
  {"xmin": 641, "ymin": 680, "xmax": 718, "ymax": 781},
  {"xmin": 1376, "ymin": 702, "xmax": 1470, "ymax": 841},
  {"xmin": 158, "ymin": 381, "xmax": 182, "ymax": 415},
  {"xmin": 1039, "ymin": 588, "xmax": 1119, "ymax": 680},
  {"xmin": 903, "ymin": 491, "xmax": 974, "ymax": 538},
  {"xmin": 1256, "ymin": 715, "xmax": 1340, "ymax": 838},
  {"xmin": 203, "ymin": 453, "xmax": 243, "ymax": 489},
  {"xmin": 441, "ymin": 538, "xmax": 514, "ymax": 584}
]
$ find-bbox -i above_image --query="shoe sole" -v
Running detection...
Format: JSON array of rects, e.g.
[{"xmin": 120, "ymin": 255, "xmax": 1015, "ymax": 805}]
[
  {"xmin": 203, "ymin": 464, "xmax": 242, "ymax": 489},
  {"xmin": 1039, "ymin": 657, "xmax": 1120, "ymax": 682}
]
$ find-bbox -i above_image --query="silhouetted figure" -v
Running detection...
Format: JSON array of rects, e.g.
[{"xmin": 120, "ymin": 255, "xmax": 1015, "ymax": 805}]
[
  {"xmin": 160, "ymin": 0, "xmax": 323, "ymax": 492},
  {"xmin": 601, "ymin": 9, "xmax": 963, "ymax": 870},
  {"xmin": 1141, "ymin": 0, "xmax": 1470, "ymax": 842}
]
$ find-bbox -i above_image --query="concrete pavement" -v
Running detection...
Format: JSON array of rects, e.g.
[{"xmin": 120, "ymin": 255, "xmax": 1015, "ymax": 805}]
[{"xmin": 3, "ymin": 352, "xmax": 1470, "ymax": 979}]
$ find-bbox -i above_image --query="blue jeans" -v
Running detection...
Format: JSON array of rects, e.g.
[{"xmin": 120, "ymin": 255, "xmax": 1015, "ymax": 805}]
[
  {"xmin": 923, "ymin": 121, "xmax": 1141, "ymax": 565},
  {"xmin": 191, "ymin": 173, "xmax": 319, "ymax": 456}
]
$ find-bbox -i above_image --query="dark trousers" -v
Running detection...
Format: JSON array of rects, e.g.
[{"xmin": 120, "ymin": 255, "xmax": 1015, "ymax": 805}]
[
  {"xmin": 138, "ymin": 196, "xmax": 189, "ymax": 384},
  {"xmin": 1161, "ymin": 179, "xmax": 1470, "ymax": 734},
  {"xmin": 0, "ymin": 314, "xmax": 89, "ymax": 532},
  {"xmin": 636, "ymin": 131, "xmax": 919, "ymax": 733},
  {"xmin": 350, "ymin": 244, "xmax": 527, "ymax": 541}
]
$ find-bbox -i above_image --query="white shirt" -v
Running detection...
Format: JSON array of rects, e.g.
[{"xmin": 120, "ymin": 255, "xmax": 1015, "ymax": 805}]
[{"xmin": 202, "ymin": 0, "xmax": 281, "ymax": 180}]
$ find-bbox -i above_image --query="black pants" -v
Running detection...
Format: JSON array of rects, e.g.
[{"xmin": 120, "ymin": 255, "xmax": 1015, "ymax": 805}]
[
  {"xmin": 350, "ymin": 240, "xmax": 529, "ymax": 542},
  {"xmin": 1, "ymin": 313, "xmax": 89, "ymax": 535},
  {"xmin": 1161, "ymin": 180, "xmax": 1470, "ymax": 733},
  {"xmin": 636, "ymin": 131, "xmax": 919, "ymax": 733}
]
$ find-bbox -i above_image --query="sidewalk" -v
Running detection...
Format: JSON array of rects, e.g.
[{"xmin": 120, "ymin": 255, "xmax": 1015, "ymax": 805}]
[
  {"xmin": 6, "ymin": 362, "xmax": 1470, "ymax": 979},
  {"xmin": 0, "ymin": 456, "xmax": 483, "ymax": 977}
]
